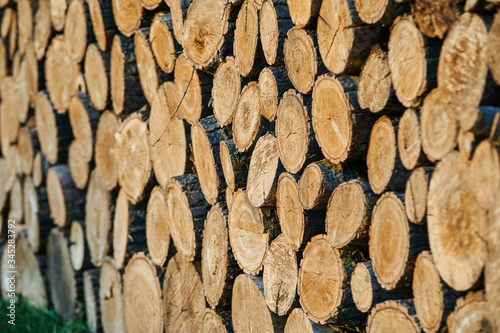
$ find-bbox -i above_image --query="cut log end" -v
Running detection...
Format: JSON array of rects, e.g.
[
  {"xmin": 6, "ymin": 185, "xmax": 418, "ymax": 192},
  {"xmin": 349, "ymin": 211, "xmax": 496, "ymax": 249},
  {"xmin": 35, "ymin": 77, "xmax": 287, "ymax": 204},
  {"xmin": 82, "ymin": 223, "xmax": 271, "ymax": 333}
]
[
  {"xmin": 95, "ymin": 111, "xmax": 119, "ymax": 190},
  {"xmin": 233, "ymin": 82, "xmax": 263, "ymax": 152},
  {"xmin": 150, "ymin": 15, "xmax": 176, "ymax": 74},
  {"xmin": 284, "ymin": 28, "xmax": 317, "ymax": 94},
  {"xmin": 64, "ymin": 0, "xmax": 89, "ymax": 63},
  {"xmin": 398, "ymin": 108, "xmax": 424, "ymax": 170},
  {"xmin": 99, "ymin": 258, "xmax": 125, "ymax": 333},
  {"xmin": 234, "ymin": 1, "xmax": 261, "ymax": 77},
  {"xmin": 212, "ymin": 57, "xmax": 240, "ymax": 127},
  {"xmin": 405, "ymin": 167, "xmax": 431, "ymax": 224},
  {"xmin": 447, "ymin": 291, "xmax": 492, "ymax": 333},
  {"xmin": 277, "ymin": 173, "xmax": 305, "ymax": 251},
  {"xmin": 367, "ymin": 300, "xmax": 420, "ymax": 333},
  {"xmin": 85, "ymin": 44, "xmax": 109, "ymax": 111},
  {"xmin": 111, "ymin": 0, "xmax": 142, "ymax": 37},
  {"xmin": 70, "ymin": 220, "xmax": 87, "ymax": 271},
  {"xmin": 146, "ymin": 186, "xmax": 170, "ymax": 267}
]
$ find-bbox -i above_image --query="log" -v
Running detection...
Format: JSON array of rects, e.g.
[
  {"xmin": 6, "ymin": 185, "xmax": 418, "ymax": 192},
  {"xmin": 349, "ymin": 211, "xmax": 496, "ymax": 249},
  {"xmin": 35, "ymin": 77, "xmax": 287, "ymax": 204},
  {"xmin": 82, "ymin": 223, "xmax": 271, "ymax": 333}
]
[
  {"xmin": 263, "ymin": 234, "xmax": 298, "ymax": 315},
  {"xmin": 297, "ymin": 160, "xmax": 343, "ymax": 210},
  {"xmin": 0, "ymin": 78, "xmax": 21, "ymax": 154},
  {"xmin": 420, "ymin": 89, "xmax": 458, "ymax": 162},
  {"xmin": 47, "ymin": 165, "xmax": 85, "ymax": 227},
  {"xmin": 150, "ymin": 83, "xmax": 189, "ymax": 187},
  {"xmin": 260, "ymin": 0, "xmax": 292, "ymax": 66},
  {"xmin": 8, "ymin": 177, "xmax": 23, "ymax": 222},
  {"xmin": 367, "ymin": 300, "xmax": 421, "ymax": 332},
  {"xmin": 212, "ymin": 57, "xmax": 242, "ymax": 127},
  {"xmin": 167, "ymin": 0, "xmax": 191, "ymax": 44},
  {"xmin": 0, "ymin": 41, "xmax": 5, "ymax": 85},
  {"xmin": 458, "ymin": 130, "xmax": 477, "ymax": 160},
  {"xmin": 85, "ymin": 171, "xmax": 112, "ymax": 267},
  {"xmin": 286, "ymin": 0, "xmax": 321, "ymax": 27},
  {"xmin": 111, "ymin": 0, "xmax": 142, "ymax": 37},
  {"xmin": 182, "ymin": 0, "xmax": 230, "ymax": 69},
  {"xmin": 99, "ymin": 258, "xmax": 126, "ymax": 333},
  {"xmin": 34, "ymin": 0, "xmax": 52, "ymax": 59},
  {"xmin": 175, "ymin": 53, "xmax": 212, "ymax": 123},
  {"xmin": 142, "ymin": 0, "xmax": 163, "ymax": 10},
  {"xmin": 312, "ymin": 75, "xmax": 375, "ymax": 164},
  {"xmin": 47, "ymin": 228, "xmax": 77, "ymax": 320},
  {"xmin": 259, "ymin": 67, "xmax": 292, "ymax": 122},
  {"xmin": 51, "ymin": 0, "xmax": 70, "ymax": 31},
  {"xmin": 8, "ymin": 12, "xmax": 16, "ymax": 58},
  {"xmin": 146, "ymin": 186, "xmax": 170, "ymax": 267},
  {"xmin": 388, "ymin": 16, "xmax": 439, "ymax": 108},
  {"xmin": 32, "ymin": 152, "xmax": 49, "ymax": 187},
  {"xmin": 164, "ymin": 253, "xmax": 206, "ymax": 331},
  {"xmin": 228, "ymin": 189, "xmax": 280, "ymax": 275},
  {"xmin": 68, "ymin": 140, "xmax": 90, "ymax": 189},
  {"xmin": 370, "ymin": 192, "xmax": 428, "ymax": 290},
  {"xmin": 25, "ymin": 41, "xmax": 40, "ymax": 107},
  {"xmin": 112, "ymin": 189, "xmax": 147, "ymax": 269},
  {"xmin": 14, "ymin": 61, "xmax": 31, "ymax": 124},
  {"xmin": 462, "ymin": 105, "xmax": 500, "ymax": 138},
  {"xmin": 83, "ymin": 269, "xmax": 101, "ymax": 333},
  {"xmin": 18, "ymin": 127, "xmax": 39, "ymax": 176},
  {"xmin": 486, "ymin": 195, "xmax": 500, "ymax": 333},
  {"xmin": 488, "ymin": 11, "xmax": 500, "ymax": 86},
  {"xmin": 45, "ymin": 35, "xmax": 80, "ymax": 113},
  {"xmin": 326, "ymin": 179, "xmax": 376, "ymax": 249},
  {"xmin": 285, "ymin": 308, "xmax": 339, "ymax": 332},
  {"xmin": 164, "ymin": 174, "xmax": 210, "ymax": 261},
  {"xmin": 202, "ymin": 204, "xmax": 239, "ymax": 309},
  {"xmin": 355, "ymin": 0, "xmax": 407, "ymax": 24},
  {"xmin": 115, "ymin": 113, "xmax": 153, "ymax": 204},
  {"xmin": 351, "ymin": 261, "xmax": 411, "ymax": 313},
  {"xmin": 64, "ymin": 0, "xmax": 94, "ymax": 63},
  {"xmin": 298, "ymin": 234, "xmax": 365, "ymax": 326},
  {"xmin": 23, "ymin": 176, "xmax": 51, "ymax": 252},
  {"xmin": 88, "ymin": 0, "xmax": 116, "ymax": 51},
  {"xmin": 94, "ymin": 111, "xmax": 119, "ymax": 190},
  {"xmin": 367, "ymin": 116, "xmax": 410, "ymax": 194},
  {"xmin": 470, "ymin": 140, "xmax": 500, "ymax": 210},
  {"xmin": 247, "ymin": 133, "xmax": 282, "ymax": 207},
  {"xmin": 447, "ymin": 291, "xmax": 493, "ymax": 332},
  {"xmin": 123, "ymin": 253, "xmax": 163, "ymax": 333},
  {"xmin": 427, "ymin": 151, "xmax": 487, "ymax": 291},
  {"xmin": 70, "ymin": 220, "xmax": 91, "ymax": 271},
  {"xmin": 69, "ymin": 92, "xmax": 99, "ymax": 162},
  {"xmin": 317, "ymin": 0, "xmax": 382, "ymax": 74},
  {"xmin": 150, "ymin": 14, "xmax": 177, "ymax": 73},
  {"xmin": 220, "ymin": 139, "xmax": 251, "ymax": 191},
  {"xmin": 405, "ymin": 167, "xmax": 433, "ymax": 225},
  {"xmin": 412, "ymin": 0, "xmax": 460, "ymax": 39},
  {"xmin": 413, "ymin": 251, "xmax": 461, "ymax": 333},
  {"xmin": 0, "ymin": 7, "xmax": 13, "ymax": 38},
  {"xmin": 203, "ymin": 309, "xmax": 233, "ymax": 333},
  {"xmin": 110, "ymin": 34, "xmax": 147, "ymax": 115},
  {"xmin": 398, "ymin": 108, "xmax": 427, "ymax": 170},
  {"xmin": 85, "ymin": 44, "xmax": 110, "ymax": 111},
  {"xmin": 232, "ymin": 274, "xmax": 287, "ymax": 332},
  {"xmin": 0, "ymin": 151, "xmax": 18, "ymax": 210},
  {"xmin": 234, "ymin": 0, "xmax": 264, "ymax": 78}
]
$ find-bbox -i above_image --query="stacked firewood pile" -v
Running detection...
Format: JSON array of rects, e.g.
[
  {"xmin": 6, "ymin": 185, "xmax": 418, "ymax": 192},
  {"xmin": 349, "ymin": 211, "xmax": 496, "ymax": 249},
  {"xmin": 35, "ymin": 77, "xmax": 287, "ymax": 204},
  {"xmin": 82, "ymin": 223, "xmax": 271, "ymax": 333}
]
[{"xmin": 0, "ymin": 0, "xmax": 500, "ymax": 331}]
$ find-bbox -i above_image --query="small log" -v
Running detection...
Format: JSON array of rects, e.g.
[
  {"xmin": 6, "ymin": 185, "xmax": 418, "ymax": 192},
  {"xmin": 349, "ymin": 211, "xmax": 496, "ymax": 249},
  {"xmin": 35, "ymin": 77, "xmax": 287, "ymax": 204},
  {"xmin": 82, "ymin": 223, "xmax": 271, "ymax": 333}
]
[
  {"xmin": 202, "ymin": 204, "xmax": 239, "ymax": 309},
  {"xmin": 367, "ymin": 115, "xmax": 411, "ymax": 194},
  {"xmin": 175, "ymin": 53, "xmax": 212, "ymax": 123},
  {"xmin": 356, "ymin": 0, "xmax": 407, "ymax": 25},
  {"xmin": 47, "ymin": 228, "xmax": 77, "ymax": 320},
  {"xmin": 0, "ymin": 151, "xmax": 18, "ymax": 210},
  {"xmin": 234, "ymin": 0, "xmax": 264, "ymax": 78},
  {"xmin": 0, "ymin": 7, "xmax": 13, "ymax": 38},
  {"xmin": 298, "ymin": 160, "xmax": 344, "ymax": 210},
  {"xmin": 260, "ymin": 0, "xmax": 293, "ymax": 66},
  {"xmin": 413, "ymin": 251, "xmax": 461, "ymax": 333},
  {"xmin": 458, "ymin": 130, "xmax": 477, "ymax": 160},
  {"xmin": 146, "ymin": 186, "xmax": 170, "ymax": 267},
  {"xmin": 24, "ymin": 41, "xmax": 40, "ymax": 107},
  {"xmin": 285, "ymin": 308, "xmax": 339, "ymax": 332},
  {"xmin": 70, "ymin": 220, "xmax": 91, "ymax": 271},
  {"xmin": 326, "ymin": 179, "xmax": 376, "ymax": 249},
  {"xmin": 0, "ymin": 41, "xmax": 5, "ymax": 85},
  {"xmin": 150, "ymin": 14, "xmax": 177, "ymax": 73},
  {"xmin": 164, "ymin": 253, "xmax": 206, "ymax": 332},
  {"xmin": 94, "ymin": 111, "xmax": 119, "ymax": 190},
  {"xmin": 18, "ymin": 127, "xmax": 39, "ymax": 176},
  {"xmin": 412, "ymin": 0, "xmax": 460, "ymax": 39},
  {"xmin": 32, "ymin": 152, "xmax": 49, "ymax": 187},
  {"xmin": 99, "ymin": 258, "xmax": 126, "ymax": 333},
  {"xmin": 111, "ymin": 0, "xmax": 142, "ymax": 37},
  {"xmin": 263, "ymin": 234, "xmax": 298, "ymax": 316},
  {"xmin": 115, "ymin": 113, "xmax": 153, "ymax": 204},
  {"xmin": 276, "ymin": 89, "xmax": 319, "ymax": 173},
  {"xmin": 83, "ymin": 268, "xmax": 101, "ymax": 333},
  {"xmin": 23, "ymin": 176, "xmax": 51, "ymax": 252},
  {"xmin": 8, "ymin": 12, "xmax": 16, "ymax": 58},
  {"xmin": 34, "ymin": 0, "xmax": 52, "ymax": 59},
  {"xmin": 298, "ymin": 235, "xmax": 366, "ymax": 326},
  {"xmin": 203, "ymin": 309, "xmax": 233, "ymax": 333},
  {"xmin": 164, "ymin": 174, "xmax": 211, "ymax": 261},
  {"xmin": 212, "ymin": 57, "xmax": 242, "ymax": 127},
  {"xmin": 110, "ymin": 34, "xmax": 147, "ymax": 115},
  {"xmin": 462, "ymin": 105, "xmax": 500, "ymax": 137},
  {"xmin": 85, "ymin": 44, "xmax": 110, "ymax": 111},
  {"xmin": 64, "ymin": 0, "xmax": 94, "ymax": 63},
  {"xmin": 232, "ymin": 274, "xmax": 287, "ymax": 332},
  {"xmin": 112, "ymin": 189, "xmax": 147, "ymax": 269},
  {"xmin": 123, "ymin": 253, "xmax": 163, "ymax": 333},
  {"xmin": 85, "ymin": 171, "xmax": 113, "ymax": 267},
  {"xmin": 447, "ymin": 291, "xmax": 492, "ymax": 332},
  {"xmin": 68, "ymin": 140, "xmax": 90, "ymax": 190},
  {"xmin": 488, "ymin": 11, "xmax": 500, "ymax": 86},
  {"xmin": 220, "ymin": 139, "xmax": 251, "ymax": 191},
  {"xmin": 13, "ymin": 61, "xmax": 31, "ymax": 124},
  {"xmin": 0, "ymin": 79, "xmax": 21, "ymax": 154},
  {"xmin": 287, "ymin": 0, "xmax": 321, "ymax": 27},
  {"xmin": 182, "ymin": 0, "xmax": 231, "ymax": 69},
  {"xmin": 398, "ymin": 108, "xmax": 427, "ymax": 170},
  {"xmin": 388, "ymin": 16, "xmax": 439, "ymax": 108},
  {"xmin": 367, "ymin": 300, "xmax": 422, "ymax": 332},
  {"xmin": 427, "ymin": 152, "xmax": 487, "ymax": 291},
  {"xmin": 233, "ymin": 82, "xmax": 271, "ymax": 152},
  {"xmin": 88, "ymin": 0, "xmax": 116, "ymax": 51},
  {"xmin": 45, "ymin": 35, "xmax": 80, "ymax": 113},
  {"xmin": 226, "ymin": 186, "xmax": 235, "ymax": 210},
  {"xmin": 150, "ymin": 83, "xmax": 190, "ymax": 187},
  {"xmin": 228, "ymin": 189, "xmax": 280, "ymax": 275},
  {"xmin": 259, "ymin": 67, "xmax": 292, "ymax": 122},
  {"xmin": 167, "ymin": 0, "xmax": 191, "ymax": 44},
  {"xmin": 351, "ymin": 261, "xmax": 411, "ymax": 313},
  {"xmin": 69, "ymin": 92, "xmax": 99, "ymax": 161},
  {"xmin": 8, "ymin": 178, "xmax": 23, "ymax": 222},
  {"xmin": 370, "ymin": 192, "xmax": 428, "ymax": 290},
  {"xmin": 312, "ymin": 75, "xmax": 376, "ymax": 164},
  {"xmin": 470, "ymin": 140, "xmax": 500, "ymax": 210},
  {"xmin": 317, "ymin": 0, "xmax": 382, "ymax": 74},
  {"xmin": 405, "ymin": 167, "xmax": 433, "ymax": 225},
  {"xmin": 47, "ymin": 165, "xmax": 85, "ymax": 227},
  {"xmin": 51, "ymin": 0, "xmax": 70, "ymax": 31},
  {"xmin": 486, "ymin": 195, "xmax": 500, "ymax": 333},
  {"xmin": 247, "ymin": 133, "xmax": 282, "ymax": 208}
]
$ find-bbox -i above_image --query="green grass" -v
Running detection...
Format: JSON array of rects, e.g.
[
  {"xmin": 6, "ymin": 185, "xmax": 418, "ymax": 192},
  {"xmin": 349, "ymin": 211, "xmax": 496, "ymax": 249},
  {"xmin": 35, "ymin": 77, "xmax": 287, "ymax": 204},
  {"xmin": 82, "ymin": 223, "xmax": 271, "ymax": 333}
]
[{"xmin": 0, "ymin": 297, "xmax": 89, "ymax": 332}]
